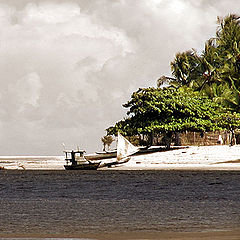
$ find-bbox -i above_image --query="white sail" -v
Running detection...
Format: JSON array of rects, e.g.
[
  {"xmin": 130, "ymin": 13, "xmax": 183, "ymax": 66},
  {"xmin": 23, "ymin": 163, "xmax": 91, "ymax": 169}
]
[{"xmin": 117, "ymin": 132, "xmax": 139, "ymax": 161}]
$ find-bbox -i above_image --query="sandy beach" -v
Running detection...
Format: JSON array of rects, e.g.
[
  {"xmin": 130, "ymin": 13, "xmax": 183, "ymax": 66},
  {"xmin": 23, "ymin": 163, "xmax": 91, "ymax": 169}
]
[
  {"xmin": 2, "ymin": 229, "xmax": 240, "ymax": 240},
  {"xmin": 85, "ymin": 229, "xmax": 240, "ymax": 240},
  {"xmin": 93, "ymin": 230, "xmax": 240, "ymax": 240},
  {"xmin": 1, "ymin": 145, "xmax": 240, "ymax": 170},
  {"xmin": 115, "ymin": 145, "xmax": 240, "ymax": 170}
]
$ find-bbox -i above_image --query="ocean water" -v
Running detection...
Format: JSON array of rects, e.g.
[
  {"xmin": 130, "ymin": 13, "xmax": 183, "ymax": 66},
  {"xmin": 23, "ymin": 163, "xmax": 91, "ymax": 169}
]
[{"xmin": 0, "ymin": 170, "xmax": 240, "ymax": 238}]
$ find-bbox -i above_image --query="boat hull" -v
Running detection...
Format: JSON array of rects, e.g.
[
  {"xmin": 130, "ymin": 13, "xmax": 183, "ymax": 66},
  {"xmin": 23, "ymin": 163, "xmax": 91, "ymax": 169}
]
[
  {"xmin": 64, "ymin": 162, "xmax": 100, "ymax": 170},
  {"xmin": 85, "ymin": 152, "xmax": 116, "ymax": 161}
]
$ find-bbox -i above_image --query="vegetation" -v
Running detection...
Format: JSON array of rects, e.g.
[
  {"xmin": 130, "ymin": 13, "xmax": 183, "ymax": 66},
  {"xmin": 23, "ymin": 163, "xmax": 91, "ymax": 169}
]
[
  {"xmin": 107, "ymin": 14, "xmax": 240, "ymax": 146},
  {"xmin": 169, "ymin": 14, "xmax": 240, "ymax": 112},
  {"xmin": 107, "ymin": 87, "xmax": 239, "ymax": 146}
]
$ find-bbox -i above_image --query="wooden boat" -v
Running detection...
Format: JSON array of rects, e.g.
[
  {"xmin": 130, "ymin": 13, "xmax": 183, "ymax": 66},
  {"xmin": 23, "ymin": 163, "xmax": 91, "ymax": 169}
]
[
  {"xmin": 64, "ymin": 161, "xmax": 100, "ymax": 170},
  {"xmin": 64, "ymin": 150, "xmax": 101, "ymax": 170},
  {"xmin": 85, "ymin": 150, "xmax": 117, "ymax": 161}
]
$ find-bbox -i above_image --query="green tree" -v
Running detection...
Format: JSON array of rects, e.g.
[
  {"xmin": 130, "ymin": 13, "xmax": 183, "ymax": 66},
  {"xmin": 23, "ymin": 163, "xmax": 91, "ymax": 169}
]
[
  {"xmin": 170, "ymin": 50, "xmax": 201, "ymax": 87},
  {"xmin": 217, "ymin": 111, "xmax": 240, "ymax": 145},
  {"xmin": 107, "ymin": 14, "xmax": 240, "ymax": 148},
  {"xmin": 169, "ymin": 14, "xmax": 240, "ymax": 112},
  {"xmin": 107, "ymin": 87, "xmax": 227, "ymax": 147}
]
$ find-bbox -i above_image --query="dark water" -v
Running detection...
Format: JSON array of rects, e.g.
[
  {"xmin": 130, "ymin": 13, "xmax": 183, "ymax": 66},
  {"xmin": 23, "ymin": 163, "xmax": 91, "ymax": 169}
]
[{"xmin": 0, "ymin": 170, "xmax": 240, "ymax": 236}]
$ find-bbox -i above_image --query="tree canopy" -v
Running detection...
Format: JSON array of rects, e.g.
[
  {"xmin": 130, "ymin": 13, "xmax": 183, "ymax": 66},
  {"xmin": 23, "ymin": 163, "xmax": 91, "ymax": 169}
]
[{"xmin": 107, "ymin": 87, "xmax": 233, "ymax": 136}]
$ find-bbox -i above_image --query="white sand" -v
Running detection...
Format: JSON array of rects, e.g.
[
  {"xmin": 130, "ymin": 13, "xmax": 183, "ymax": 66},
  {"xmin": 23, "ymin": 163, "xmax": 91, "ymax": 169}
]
[
  {"xmin": 113, "ymin": 145, "xmax": 240, "ymax": 170},
  {"xmin": 1, "ymin": 145, "xmax": 240, "ymax": 170}
]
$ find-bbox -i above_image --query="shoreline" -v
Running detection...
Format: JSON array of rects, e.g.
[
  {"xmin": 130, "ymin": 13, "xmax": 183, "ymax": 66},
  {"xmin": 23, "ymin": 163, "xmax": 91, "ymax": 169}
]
[
  {"xmin": 1, "ymin": 229, "xmax": 240, "ymax": 240},
  {"xmin": 1, "ymin": 145, "xmax": 240, "ymax": 170}
]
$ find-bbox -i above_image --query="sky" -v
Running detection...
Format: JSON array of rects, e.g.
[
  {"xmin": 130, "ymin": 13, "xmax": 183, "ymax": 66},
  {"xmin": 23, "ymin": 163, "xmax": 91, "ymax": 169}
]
[{"xmin": 0, "ymin": 0, "xmax": 239, "ymax": 155}]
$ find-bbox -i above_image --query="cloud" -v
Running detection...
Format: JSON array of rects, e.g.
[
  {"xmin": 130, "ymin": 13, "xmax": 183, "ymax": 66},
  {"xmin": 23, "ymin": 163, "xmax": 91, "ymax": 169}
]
[
  {"xmin": 16, "ymin": 72, "xmax": 42, "ymax": 109},
  {"xmin": 0, "ymin": 0, "xmax": 239, "ymax": 154},
  {"xmin": 22, "ymin": 2, "xmax": 80, "ymax": 24}
]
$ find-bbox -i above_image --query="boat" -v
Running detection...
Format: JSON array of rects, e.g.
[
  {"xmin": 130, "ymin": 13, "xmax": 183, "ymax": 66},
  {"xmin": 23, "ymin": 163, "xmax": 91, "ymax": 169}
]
[
  {"xmin": 64, "ymin": 132, "xmax": 139, "ymax": 170},
  {"xmin": 85, "ymin": 150, "xmax": 117, "ymax": 161},
  {"xmin": 64, "ymin": 150, "xmax": 101, "ymax": 170}
]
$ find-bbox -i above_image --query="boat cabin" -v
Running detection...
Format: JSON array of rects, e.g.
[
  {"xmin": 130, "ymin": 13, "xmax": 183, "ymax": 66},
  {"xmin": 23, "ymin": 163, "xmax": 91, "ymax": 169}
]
[{"xmin": 64, "ymin": 150, "xmax": 86, "ymax": 165}]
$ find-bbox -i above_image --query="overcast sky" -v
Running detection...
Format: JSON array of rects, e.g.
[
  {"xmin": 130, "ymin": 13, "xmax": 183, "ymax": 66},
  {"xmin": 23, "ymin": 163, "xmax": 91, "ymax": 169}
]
[{"xmin": 0, "ymin": 0, "xmax": 239, "ymax": 155}]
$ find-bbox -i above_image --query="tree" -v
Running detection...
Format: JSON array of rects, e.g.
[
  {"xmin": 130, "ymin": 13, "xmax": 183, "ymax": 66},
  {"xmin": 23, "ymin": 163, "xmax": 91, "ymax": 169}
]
[
  {"xmin": 107, "ymin": 87, "xmax": 227, "ymax": 147},
  {"xmin": 107, "ymin": 14, "xmax": 240, "ymax": 148},
  {"xmin": 170, "ymin": 50, "xmax": 201, "ymax": 87},
  {"xmin": 217, "ymin": 112, "xmax": 240, "ymax": 146},
  {"xmin": 101, "ymin": 135, "xmax": 114, "ymax": 151},
  {"xmin": 169, "ymin": 14, "xmax": 240, "ymax": 113}
]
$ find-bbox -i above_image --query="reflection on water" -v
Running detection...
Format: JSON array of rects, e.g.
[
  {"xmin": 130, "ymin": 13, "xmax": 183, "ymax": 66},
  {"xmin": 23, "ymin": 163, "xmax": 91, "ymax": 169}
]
[{"xmin": 0, "ymin": 170, "xmax": 240, "ymax": 237}]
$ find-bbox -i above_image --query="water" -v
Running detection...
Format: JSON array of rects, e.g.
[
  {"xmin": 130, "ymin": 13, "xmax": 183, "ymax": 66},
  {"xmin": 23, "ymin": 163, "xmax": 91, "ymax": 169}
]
[{"xmin": 0, "ymin": 170, "xmax": 240, "ymax": 237}]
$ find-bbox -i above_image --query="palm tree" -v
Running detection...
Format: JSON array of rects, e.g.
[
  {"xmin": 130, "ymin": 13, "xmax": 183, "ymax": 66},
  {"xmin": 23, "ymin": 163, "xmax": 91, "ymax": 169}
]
[
  {"xmin": 215, "ymin": 14, "xmax": 240, "ymax": 94},
  {"xmin": 170, "ymin": 50, "xmax": 200, "ymax": 86},
  {"xmin": 170, "ymin": 14, "xmax": 240, "ymax": 114},
  {"xmin": 101, "ymin": 135, "xmax": 114, "ymax": 151}
]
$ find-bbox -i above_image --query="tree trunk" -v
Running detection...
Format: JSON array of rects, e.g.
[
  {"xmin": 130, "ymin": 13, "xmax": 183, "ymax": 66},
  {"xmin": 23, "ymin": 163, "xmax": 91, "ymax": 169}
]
[
  {"xmin": 230, "ymin": 130, "xmax": 236, "ymax": 146},
  {"xmin": 174, "ymin": 132, "xmax": 181, "ymax": 146}
]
